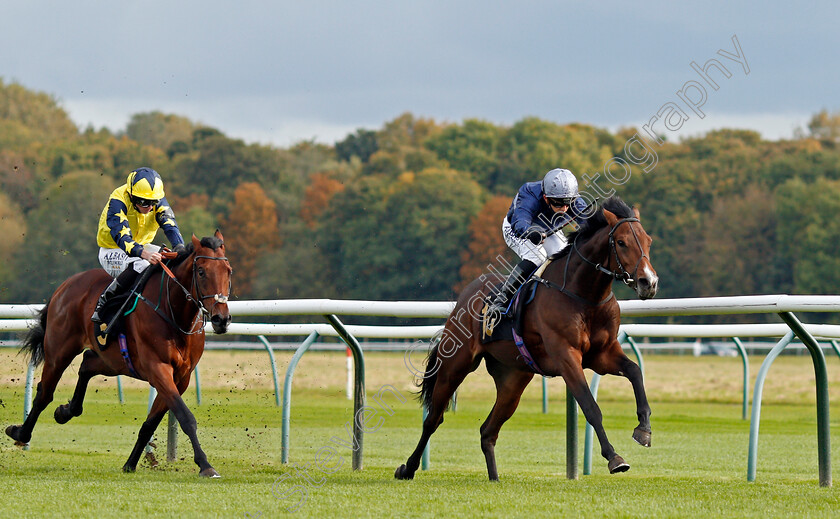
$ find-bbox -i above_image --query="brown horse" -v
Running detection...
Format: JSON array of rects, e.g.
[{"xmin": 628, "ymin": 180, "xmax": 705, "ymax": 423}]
[
  {"xmin": 396, "ymin": 197, "xmax": 658, "ymax": 480},
  {"xmin": 6, "ymin": 230, "xmax": 232, "ymax": 477}
]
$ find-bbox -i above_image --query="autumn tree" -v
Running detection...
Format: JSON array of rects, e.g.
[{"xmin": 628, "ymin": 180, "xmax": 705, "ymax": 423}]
[
  {"xmin": 425, "ymin": 119, "xmax": 503, "ymax": 190},
  {"xmin": 300, "ymin": 173, "xmax": 346, "ymax": 228},
  {"xmin": 220, "ymin": 182, "xmax": 280, "ymax": 297},
  {"xmin": 455, "ymin": 195, "xmax": 515, "ymax": 293},
  {"xmin": 808, "ymin": 110, "xmax": 840, "ymax": 142},
  {"xmin": 6, "ymin": 171, "xmax": 111, "ymax": 301},
  {"xmin": 125, "ymin": 111, "xmax": 197, "ymax": 152},
  {"xmin": 0, "ymin": 192, "xmax": 26, "ymax": 298},
  {"xmin": 320, "ymin": 167, "xmax": 483, "ymax": 300}
]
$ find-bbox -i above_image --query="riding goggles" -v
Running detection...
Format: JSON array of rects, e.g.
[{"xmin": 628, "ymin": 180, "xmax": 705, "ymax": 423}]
[
  {"xmin": 547, "ymin": 197, "xmax": 574, "ymax": 208},
  {"xmin": 132, "ymin": 196, "xmax": 159, "ymax": 208}
]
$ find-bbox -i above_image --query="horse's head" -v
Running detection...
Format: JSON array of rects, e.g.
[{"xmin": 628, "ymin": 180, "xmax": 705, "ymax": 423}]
[
  {"xmin": 190, "ymin": 229, "xmax": 233, "ymax": 334},
  {"xmin": 603, "ymin": 207, "xmax": 658, "ymax": 300}
]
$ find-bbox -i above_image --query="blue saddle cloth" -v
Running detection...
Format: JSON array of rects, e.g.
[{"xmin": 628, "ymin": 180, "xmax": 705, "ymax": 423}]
[{"xmin": 480, "ymin": 278, "xmax": 539, "ymax": 345}]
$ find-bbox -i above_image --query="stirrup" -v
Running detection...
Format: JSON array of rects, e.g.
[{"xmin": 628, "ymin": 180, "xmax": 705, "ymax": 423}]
[{"xmin": 482, "ymin": 301, "xmax": 503, "ymax": 338}]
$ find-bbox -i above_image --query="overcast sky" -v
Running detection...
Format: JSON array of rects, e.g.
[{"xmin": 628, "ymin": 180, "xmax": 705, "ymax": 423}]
[{"xmin": 1, "ymin": 1, "xmax": 837, "ymax": 147}]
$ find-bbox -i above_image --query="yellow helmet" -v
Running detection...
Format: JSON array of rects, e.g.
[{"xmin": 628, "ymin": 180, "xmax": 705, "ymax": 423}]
[{"xmin": 126, "ymin": 167, "xmax": 165, "ymax": 201}]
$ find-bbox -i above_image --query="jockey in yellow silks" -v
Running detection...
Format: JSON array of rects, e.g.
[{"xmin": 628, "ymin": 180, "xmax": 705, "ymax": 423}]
[{"xmin": 91, "ymin": 167, "xmax": 185, "ymax": 326}]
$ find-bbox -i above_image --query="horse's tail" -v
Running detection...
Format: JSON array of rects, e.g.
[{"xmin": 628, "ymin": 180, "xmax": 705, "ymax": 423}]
[
  {"xmin": 419, "ymin": 332, "xmax": 443, "ymax": 413},
  {"xmin": 20, "ymin": 299, "xmax": 49, "ymax": 368}
]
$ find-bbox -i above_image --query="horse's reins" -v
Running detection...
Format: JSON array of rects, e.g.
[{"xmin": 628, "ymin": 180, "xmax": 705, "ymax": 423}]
[
  {"xmin": 538, "ymin": 216, "xmax": 645, "ymax": 306},
  {"xmin": 577, "ymin": 217, "xmax": 645, "ymax": 285},
  {"xmin": 138, "ymin": 250, "xmax": 231, "ymax": 335}
]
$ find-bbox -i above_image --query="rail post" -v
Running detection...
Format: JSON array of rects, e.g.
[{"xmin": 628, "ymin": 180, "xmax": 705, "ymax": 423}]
[
  {"xmin": 22, "ymin": 360, "xmax": 35, "ymax": 451},
  {"xmin": 325, "ymin": 315, "xmax": 366, "ymax": 471},
  {"xmin": 256, "ymin": 335, "xmax": 282, "ymax": 406},
  {"xmin": 281, "ymin": 331, "xmax": 320, "ymax": 464},
  {"xmin": 747, "ymin": 331, "xmax": 794, "ymax": 482},
  {"xmin": 777, "ymin": 312, "xmax": 831, "ymax": 487},
  {"xmin": 566, "ymin": 386, "xmax": 578, "ymax": 479},
  {"xmin": 731, "ymin": 337, "xmax": 750, "ymax": 420}
]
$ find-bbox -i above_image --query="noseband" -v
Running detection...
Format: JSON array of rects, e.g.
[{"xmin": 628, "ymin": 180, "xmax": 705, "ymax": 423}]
[
  {"xmin": 575, "ymin": 217, "xmax": 646, "ymax": 286},
  {"xmin": 192, "ymin": 255, "xmax": 232, "ymax": 318},
  {"xmin": 152, "ymin": 253, "xmax": 232, "ymax": 335}
]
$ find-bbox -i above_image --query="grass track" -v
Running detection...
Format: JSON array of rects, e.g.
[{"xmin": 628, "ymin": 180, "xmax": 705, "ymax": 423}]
[{"xmin": 1, "ymin": 350, "xmax": 839, "ymax": 518}]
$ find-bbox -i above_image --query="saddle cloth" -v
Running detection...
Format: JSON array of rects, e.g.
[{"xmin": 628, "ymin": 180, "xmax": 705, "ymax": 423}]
[
  {"xmin": 94, "ymin": 267, "xmax": 158, "ymax": 347},
  {"xmin": 480, "ymin": 278, "xmax": 540, "ymax": 345}
]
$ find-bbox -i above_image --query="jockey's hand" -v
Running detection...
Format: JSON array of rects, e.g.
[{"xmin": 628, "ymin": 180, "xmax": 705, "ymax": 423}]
[
  {"xmin": 140, "ymin": 249, "xmax": 163, "ymax": 265},
  {"xmin": 526, "ymin": 230, "xmax": 545, "ymax": 245},
  {"xmin": 173, "ymin": 243, "xmax": 186, "ymax": 254}
]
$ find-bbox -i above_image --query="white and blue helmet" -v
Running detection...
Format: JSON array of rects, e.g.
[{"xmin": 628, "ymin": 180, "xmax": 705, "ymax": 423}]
[{"xmin": 542, "ymin": 168, "xmax": 578, "ymax": 199}]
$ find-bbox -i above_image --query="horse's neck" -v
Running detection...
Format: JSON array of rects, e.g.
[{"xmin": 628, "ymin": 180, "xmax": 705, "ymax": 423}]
[
  {"xmin": 167, "ymin": 257, "xmax": 199, "ymax": 325},
  {"xmin": 545, "ymin": 233, "xmax": 614, "ymax": 302}
]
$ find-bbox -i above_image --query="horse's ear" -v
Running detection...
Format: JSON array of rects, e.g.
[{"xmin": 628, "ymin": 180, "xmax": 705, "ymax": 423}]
[
  {"xmin": 214, "ymin": 228, "xmax": 224, "ymax": 242},
  {"xmin": 603, "ymin": 208, "xmax": 619, "ymax": 226},
  {"xmin": 191, "ymin": 234, "xmax": 201, "ymax": 250},
  {"xmin": 632, "ymin": 206, "xmax": 641, "ymax": 220}
]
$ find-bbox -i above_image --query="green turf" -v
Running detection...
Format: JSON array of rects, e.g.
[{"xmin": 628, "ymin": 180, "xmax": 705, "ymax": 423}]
[{"xmin": 1, "ymin": 356, "xmax": 839, "ymax": 518}]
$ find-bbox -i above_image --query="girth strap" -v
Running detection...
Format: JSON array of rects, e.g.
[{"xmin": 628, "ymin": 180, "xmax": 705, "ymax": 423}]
[
  {"xmin": 118, "ymin": 333, "xmax": 139, "ymax": 378},
  {"xmin": 510, "ymin": 289, "xmax": 549, "ymax": 376}
]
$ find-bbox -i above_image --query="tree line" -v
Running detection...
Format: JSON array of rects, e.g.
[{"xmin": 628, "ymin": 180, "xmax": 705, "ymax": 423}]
[{"xmin": 2, "ymin": 79, "xmax": 840, "ymax": 325}]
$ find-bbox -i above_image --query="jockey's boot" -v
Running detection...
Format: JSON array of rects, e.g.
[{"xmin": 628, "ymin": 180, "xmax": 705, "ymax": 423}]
[
  {"xmin": 91, "ymin": 267, "xmax": 139, "ymax": 325},
  {"xmin": 485, "ymin": 259, "xmax": 538, "ymax": 318}
]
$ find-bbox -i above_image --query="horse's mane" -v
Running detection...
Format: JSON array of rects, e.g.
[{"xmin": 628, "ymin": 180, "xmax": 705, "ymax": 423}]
[
  {"xmin": 165, "ymin": 236, "xmax": 224, "ymax": 269},
  {"xmin": 550, "ymin": 196, "xmax": 635, "ymax": 260}
]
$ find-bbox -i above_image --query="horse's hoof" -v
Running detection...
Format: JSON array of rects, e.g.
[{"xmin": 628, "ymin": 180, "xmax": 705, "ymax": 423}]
[
  {"xmin": 608, "ymin": 455, "xmax": 630, "ymax": 474},
  {"xmin": 394, "ymin": 464, "xmax": 414, "ymax": 480},
  {"xmin": 632, "ymin": 427, "xmax": 652, "ymax": 447},
  {"xmin": 5, "ymin": 424, "xmax": 30, "ymax": 444},
  {"xmin": 122, "ymin": 464, "xmax": 136, "ymax": 473},
  {"xmin": 54, "ymin": 405, "xmax": 72, "ymax": 424},
  {"xmin": 200, "ymin": 467, "xmax": 221, "ymax": 478}
]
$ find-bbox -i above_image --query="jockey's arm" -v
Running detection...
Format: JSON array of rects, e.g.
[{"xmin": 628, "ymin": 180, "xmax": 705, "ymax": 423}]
[
  {"xmin": 154, "ymin": 198, "xmax": 185, "ymax": 249},
  {"xmin": 508, "ymin": 189, "xmax": 542, "ymax": 237}
]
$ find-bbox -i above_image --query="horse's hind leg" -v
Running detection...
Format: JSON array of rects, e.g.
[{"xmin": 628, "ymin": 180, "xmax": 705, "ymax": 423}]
[
  {"xmin": 395, "ymin": 350, "xmax": 475, "ymax": 480},
  {"xmin": 480, "ymin": 356, "xmax": 534, "ymax": 481},
  {"xmin": 5, "ymin": 345, "xmax": 79, "ymax": 445},
  {"xmin": 55, "ymin": 350, "xmax": 118, "ymax": 424}
]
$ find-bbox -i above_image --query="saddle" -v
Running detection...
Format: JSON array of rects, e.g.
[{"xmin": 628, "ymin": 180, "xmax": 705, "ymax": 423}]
[
  {"xmin": 480, "ymin": 278, "xmax": 540, "ymax": 345},
  {"xmin": 481, "ymin": 259, "xmax": 552, "ymax": 342},
  {"xmin": 94, "ymin": 253, "xmax": 176, "ymax": 348}
]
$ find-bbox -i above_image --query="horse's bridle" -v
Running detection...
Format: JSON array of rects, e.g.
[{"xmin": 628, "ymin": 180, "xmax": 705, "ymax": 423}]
[
  {"xmin": 191, "ymin": 254, "xmax": 232, "ymax": 318},
  {"xmin": 538, "ymin": 216, "xmax": 647, "ymax": 306},
  {"xmin": 574, "ymin": 217, "xmax": 646, "ymax": 286},
  {"xmin": 154, "ymin": 253, "xmax": 231, "ymax": 335}
]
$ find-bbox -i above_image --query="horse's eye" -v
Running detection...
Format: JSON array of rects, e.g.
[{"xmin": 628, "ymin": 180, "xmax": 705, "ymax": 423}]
[
  {"xmin": 617, "ymin": 240, "xmax": 626, "ymax": 248},
  {"xmin": 197, "ymin": 267, "xmax": 206, "ymax": 278}
]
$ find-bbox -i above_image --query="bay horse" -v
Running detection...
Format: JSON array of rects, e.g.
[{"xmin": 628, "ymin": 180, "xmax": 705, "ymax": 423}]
[
  {"xmin": 396, "ymin": 196, "xmax": 658, "ymax": 480},
  {"xmin": 6, "ymin": 230, "xmax": 232, "ymax": 477}
]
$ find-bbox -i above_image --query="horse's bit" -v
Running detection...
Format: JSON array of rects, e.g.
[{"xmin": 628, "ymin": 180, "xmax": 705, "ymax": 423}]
[{"xmin": 575, "ymin": 217, "xmax": 646, "ymax": 286}]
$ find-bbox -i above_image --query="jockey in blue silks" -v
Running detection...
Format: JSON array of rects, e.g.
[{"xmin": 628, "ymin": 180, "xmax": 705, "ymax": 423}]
[{"xmin": 485, "ymin": 168, "xmax": 589, "ymax": 316}]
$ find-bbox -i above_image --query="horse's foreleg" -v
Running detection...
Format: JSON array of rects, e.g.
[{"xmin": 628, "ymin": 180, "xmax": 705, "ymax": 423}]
[
  {"xmin": 55, "ymin": 350, "xmax": 117, "ymax": 424},
  {"xmin": 480, "ymin": 359, "xmax": 533, "ymax": 481},
  {"xmin": 617, "ymin": 355, "xmax": 652, "ymax": 447},
  {"xmin": 562, "ymin": 361, "xmax": 628, "ymax": 474},
  {"xmin": 148, "ymin": 366, "xmax": 218, "ymax": 477},
  {"xmin": 123, "ymin": 395, "xmax": 168, "ymax": 473}
]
